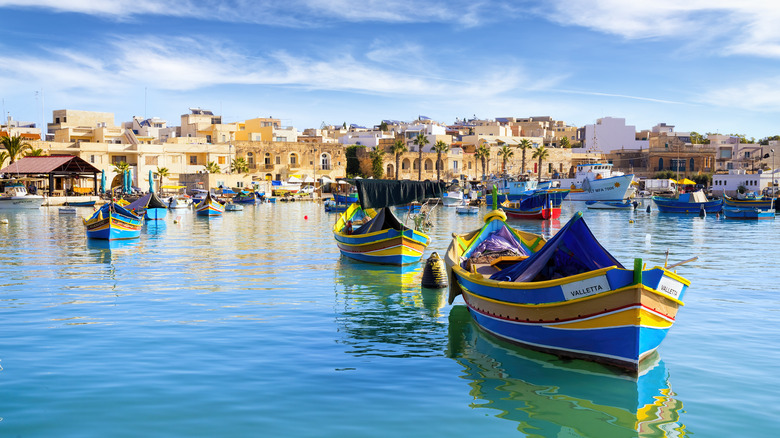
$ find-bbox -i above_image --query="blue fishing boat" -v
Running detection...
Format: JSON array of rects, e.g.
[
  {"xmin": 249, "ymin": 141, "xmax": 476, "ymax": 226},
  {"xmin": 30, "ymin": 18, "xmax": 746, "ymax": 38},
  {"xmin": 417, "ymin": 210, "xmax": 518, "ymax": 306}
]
[
  {"xmin": 444, "ymin": 209, "xmax": 693, "ymax": 372},
  {"xmin": 125, "ymin": 192, "xmax": 168, "ymax": 220},
  {"xmin": 334, "ymin": 193, "xmax": 359, "ymax": 205},
  {"xmin": 723, "ymin": 194, "xmax": 774, "ymax": 209},
  {"xmin": 501, "ymin": 190, "xmax": 569, "ymax": 220},
  {"xmin": 333, "ymin": 179, "xmax": 445, "ymax": 265},
  {"xmin": 84, "ymin": 202, "xmax": 143, "ymax": 240},
  {"xmin": 195, "ymin": 192, "xmax": 225, "ymax": 216},
  {"xmin": 652, "ymin": 190, "xmax": 722, "ymax": 214},
  {"xmin": 232, "ymin": 191, "xmax": 257, "ymax": 204},
  {"xmin": 585, "ymin": 200, "xmax": 638, "ymax": 210},
  {"xmin": 723, "ymin": 205, "xmax": 775, "ymax": 220}
]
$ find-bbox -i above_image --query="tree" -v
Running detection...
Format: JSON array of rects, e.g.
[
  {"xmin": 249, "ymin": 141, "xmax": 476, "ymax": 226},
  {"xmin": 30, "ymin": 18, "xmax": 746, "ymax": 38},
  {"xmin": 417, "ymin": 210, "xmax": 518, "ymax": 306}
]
[
  {"xmin": 0, "ymin": 135, "xmax": 32, "ymax": 164},
  {"xmin": 0, "ymin": 151, "xmax": 8, "ymax": 168},
  {"xmin": 379, "ymin": 121, "xmax": 388, "ymax": 132},
  {"xmin": 155, "ymin": 167, "xmax": 170, "ymax": 189},
  {"xmin": 345, "ymin": 145, "xmax": 364, "ymax": 177},
  {"xmin": 532, "ymin": 144, "xmax": 550, "ymax": 182},
  {"xmin": 389, "ymin": 138, "xmax": 408, "ymax": 180},
  {"xmin": 204, "ymin": 161, "xmax": 221, "ymax": 173},
  {"xmin": 25, "ymin": 148, "xmax": 45, "ymax": 156},
  {"xmin": 474, "ymin": 143, "xmax": 490, "ymax": 180},
  {"xmin": 413, "ymin": 132, "xmax": 429, "ymax": 180},
  {"xmin": 559, "ymin": 137, "xmax": 571, "ymax": 149},
  {"xmin": 230, "ymin": 157, "xmax": 249, "ymax": 174},
  {"xmin": 498, "ymin": 144, "xmax": 514, "ymax": 174},
  {"xmin": 113, "ymin": 161, "xmax": 130, "ymax": 175},
  {"xmin": 433, "ymin": 140, "xmax": 449, "ymax": 182},
  {"xmin": 368, "ymin": 147, "xmax": 385, "ymax": 179},
  {"xmin": 518, "ymin": 139, "xmax": 532, "ymax": 175},
  {"xmin": 690, "ymin": 132, "xmax": 706, "ymax": 144}
]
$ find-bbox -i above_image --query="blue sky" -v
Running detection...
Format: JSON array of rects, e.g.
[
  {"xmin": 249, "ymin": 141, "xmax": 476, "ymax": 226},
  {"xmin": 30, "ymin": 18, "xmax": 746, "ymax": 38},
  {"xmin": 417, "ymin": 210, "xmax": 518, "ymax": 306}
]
[{"xmin": 1, "ymin": 0, "xmax": 780, "ymax": 139}]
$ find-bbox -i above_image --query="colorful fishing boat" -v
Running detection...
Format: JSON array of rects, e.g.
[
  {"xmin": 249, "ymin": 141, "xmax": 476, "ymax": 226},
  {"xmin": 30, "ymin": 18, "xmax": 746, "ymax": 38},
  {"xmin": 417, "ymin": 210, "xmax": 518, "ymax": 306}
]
[
  {"xmin": 125, "ymin": 192, "xmax": 169, "ymax": 220},
  {"xmin": 195, "ymin": 192, "xmax": 225, "ymax": 216},
  {"xmin": 64, "ymin": 200, "xmax": 97, "ymax": 207},
  {"xmin": 652, "ymin": 190, "xmax": 723, "ymax": 214},
  {"xmin": 723, "ymin": 205, "xmax": 775, "ymax": 220},
  {"xmin": 333, "ymin": 179, "xmax": 445, "ymax": 265},
  {"xmin": 84, "ymin": 202, "xmax": 143, "ymax": 240},
  {"xmin": 723, "ymin": 194, "xmax": 774, "ymax": 209},
  {"xmin": 444, "ymin": 208, "xmax": 692, "ymax": 372},
  {"xmin": 501, "ymin": 190, "xmax": 568, "ymax": 220},
  {"xmin": 232, "ymin": 191, "xmax": 257, "ymax": 204}
]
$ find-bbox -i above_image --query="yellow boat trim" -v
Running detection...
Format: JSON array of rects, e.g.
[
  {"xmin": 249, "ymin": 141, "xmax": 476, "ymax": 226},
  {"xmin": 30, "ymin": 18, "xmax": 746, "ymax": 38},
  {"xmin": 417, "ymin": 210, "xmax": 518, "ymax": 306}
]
[
  {"xmin": 463, "ymin": 265, "xmax": 618, "ymax": 289},
  {"xmin": 460, "ymin": 280, "xmax": 685, "ymax": 308},
  {"xmin": 652, "ymin": 266, "xmax": 691, "ymax": 286},
  {"xmin": 553, "ymin": 306, "xmax": 673, "ymax": 329}
]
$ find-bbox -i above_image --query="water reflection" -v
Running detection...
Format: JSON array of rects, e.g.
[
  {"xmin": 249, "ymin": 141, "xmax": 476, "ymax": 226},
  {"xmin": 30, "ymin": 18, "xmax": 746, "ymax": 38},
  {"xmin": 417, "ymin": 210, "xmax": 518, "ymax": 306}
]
[
  {"xmin": 145, "ymin": 220, "xmax": 167, "ymax": 237},
  {"xmin": 334, "ymin": 257, "xmax": 448, "ymax": 357},
  {"xmin": 86, "ymin": 238, "xmax": 140, "ymax": 264},
  {"xmin": 447, "ymin": 306, "xmax": 686, "ymax": 437}
]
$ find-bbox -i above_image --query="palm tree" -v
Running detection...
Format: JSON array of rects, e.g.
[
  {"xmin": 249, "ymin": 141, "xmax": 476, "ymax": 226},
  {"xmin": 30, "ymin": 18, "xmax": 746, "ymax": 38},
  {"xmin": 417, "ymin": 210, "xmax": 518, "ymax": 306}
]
[
  {"xmin": 413, "ymin": 132, "xmax": 429, "ymax": 180},
  {"xmin": 230, "ymin": 157, "xmax": 249, "ymax": 174},
  {"xmin": 25, "ymin": 148, "xmax": 45, "ymax": 157},
  {"xmin": 204, "ymin": 161, "xmax": 221, "ymax": 173},
  {"xmin": 0, "ymin": 151, "xmax": 8, "ymax": 168},
  {"xmin": 433, "ymin": 140, "xmax": 449, "ymax": 182},
  {"xmin": 112, "ymin": 161, "xmax": 131, "ymax": 191},
  {"xmin": 368, "ymin": 147, "xmax": 385, "ymax": 179},
  {"xmin": 532, "ymin": 144, "xmax": 550, "ymax": 182},
  {"xmin": 518, "ymin": 139, "xmax": 532, "ymax": 176},
  {"xmin": 155, "ymin": 167, "xmax": 170, "ymax": 189},
  {"xmin": 389, "ymin": 138, "xmax": 407, "ymax": 180},
  {"xmin": 0, "ymin": 135, "xmax": 32, "ymax": 164},
  {"xmin": 474, "ymin": 143, "xmax": 490, "ymax": 180},
  {"xmin": 498, "ymin": 144, "xmax": 514, "ymax": 175}
]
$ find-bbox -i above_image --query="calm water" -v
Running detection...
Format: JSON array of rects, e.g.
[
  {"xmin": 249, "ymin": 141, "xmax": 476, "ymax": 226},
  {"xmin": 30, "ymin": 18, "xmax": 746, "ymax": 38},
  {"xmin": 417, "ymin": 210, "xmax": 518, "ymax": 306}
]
[{"xmin": 1, "ymin": 200, "xmax": 778, "ymax": 437}]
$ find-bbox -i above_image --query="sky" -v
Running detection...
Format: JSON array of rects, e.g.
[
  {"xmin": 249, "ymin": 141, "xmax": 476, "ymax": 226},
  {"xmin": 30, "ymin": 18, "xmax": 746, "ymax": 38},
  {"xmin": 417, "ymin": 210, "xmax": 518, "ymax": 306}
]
[{"xmin": 1, "ymin": 0, "xmax": 780, "ymax": 140}]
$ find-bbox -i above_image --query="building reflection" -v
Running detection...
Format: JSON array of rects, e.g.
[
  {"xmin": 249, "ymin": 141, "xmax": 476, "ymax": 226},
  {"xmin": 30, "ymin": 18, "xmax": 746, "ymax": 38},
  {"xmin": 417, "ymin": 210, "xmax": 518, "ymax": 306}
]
[{"xmin": 446, "ymin": 305, "xmax": 686, "ymax": 437}]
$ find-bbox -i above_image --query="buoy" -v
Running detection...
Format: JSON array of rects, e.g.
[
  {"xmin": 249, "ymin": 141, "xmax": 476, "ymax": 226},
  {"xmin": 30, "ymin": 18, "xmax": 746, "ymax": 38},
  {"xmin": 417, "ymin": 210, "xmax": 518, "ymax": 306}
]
[
  {"xmin": 304, "ymin": 215, "xmax": 308, "ymax": 220},
  {"xmin": 646, "ymin": 204, "xmax": 651, "ymax": 213},
  {"xmin": 699, "ymin": 205, "xmax": 706, "ymax": 218},
  {"xmin": 421, "ymin": 252, "xmax": 448, "ymax": 289},
  {"xmin": 629, "ymin": 220, "xmax": 634, "ymax": 223},
  {"xmin": 0, "ymin": 218, "xmax": 8, "ymax": 224},
  {"xmin": 174, "ymin": 215, "xmax": 182, "ymax": 224}
]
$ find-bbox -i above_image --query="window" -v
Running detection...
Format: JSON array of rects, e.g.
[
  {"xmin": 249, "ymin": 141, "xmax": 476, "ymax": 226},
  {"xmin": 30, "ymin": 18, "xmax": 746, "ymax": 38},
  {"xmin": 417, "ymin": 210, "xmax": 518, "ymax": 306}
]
[
  {"xmin": 690, "ymin": 158, "xmax": 695, "ymax": 170},
  {"xmin": 190, "ymin": 155, "xmax": 197, "ymax": 165},
  {"xmin": 247, "ymin": 152, "xmax": 254, "ymax": 165},
  {"xmin": 275, "ymin": 156, "xmax": 281, "ymax": 165},
  {"xmin": 206, "ymin": 135, "xmax": 212, "ymax": 143},
  {"xmin": 112, "ymin": 156, "xmax": 127, "ymax": 164},
  {"xmin": 290, "ymin": 154, "xmax": 297, "ymax": 165},
  {"xmin": 265, "ymin": 153, "xmax": 271, "ymax": 165},
  {"xmin": 90, "ymin": 155, "xmax": 95, "ymax": 163},
  {"xmin": 236, "ymin": 181, "xmax": 243, "ymax": 187},
  {"xmin": 658, "ymin": 158, "xmax": 664, "ymax": 170}
]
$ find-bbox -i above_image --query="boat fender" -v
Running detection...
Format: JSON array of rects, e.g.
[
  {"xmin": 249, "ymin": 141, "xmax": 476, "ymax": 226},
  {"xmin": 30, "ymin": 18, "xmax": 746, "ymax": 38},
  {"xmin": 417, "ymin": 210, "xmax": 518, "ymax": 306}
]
[
  {"xmin": 421, "ymin": 252, "xmax": 448, "ymax": 289},
  {"xmin": 699, "ymin": 205, "xmax": 706, "ymax": 218}
]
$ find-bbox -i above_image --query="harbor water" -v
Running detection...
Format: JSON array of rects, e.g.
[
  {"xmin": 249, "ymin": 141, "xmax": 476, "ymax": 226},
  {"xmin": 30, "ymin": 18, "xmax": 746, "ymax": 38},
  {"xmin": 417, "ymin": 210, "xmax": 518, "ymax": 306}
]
[{"xmin": 1, "ymin": 201, "xmax": 778, "ymax": 437}]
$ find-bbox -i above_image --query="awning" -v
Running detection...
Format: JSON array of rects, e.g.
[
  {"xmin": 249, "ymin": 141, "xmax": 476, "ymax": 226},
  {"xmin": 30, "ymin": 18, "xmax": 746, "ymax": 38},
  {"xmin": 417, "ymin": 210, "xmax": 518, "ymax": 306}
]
[
  {"xmin": 677, "ymin": 178, "xmax": 696, "ymax": 185},
  {"xmin": 319, "ymin": 176, "xmax": 333, "ymax": 183}
]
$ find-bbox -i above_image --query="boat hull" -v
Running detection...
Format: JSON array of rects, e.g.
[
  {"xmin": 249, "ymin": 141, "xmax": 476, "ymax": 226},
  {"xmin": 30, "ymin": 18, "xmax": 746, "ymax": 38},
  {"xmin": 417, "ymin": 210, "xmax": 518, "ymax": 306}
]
[
  {"xmin": 723, "ymin": 195, "xmax": 774, "ymax": 209},
  {"xmin": 85, "ymin": 214, "xmax": 143, "ymax": 240},
  {"xmin": 0, "ymin": 197, "xmax": 44, "ymax": 209},
  {"xmin": 334, "ymin": 228, "xmax": 429, "ymax": 265},
  {"xmin": 144, "ymin": 207, "xmax": 168, "ymax": 220},
  {"xmin": 585, "ymin": 200, "xmax": 635, "ymax": 210},
  {"xmin": 195, "ymin": 197, "xmax": 225, "ymax": 216},
  {"xmin": 565, "ymin": 174, "xmax": 635, "ymax": 201},
  {"xmin": 652, "ymin": 197, "xmax": 723, "ymax": 213},
  {"xmin": 504, "ymin": 206, "xmax": 560, "ymax": 220},
  {"xmin": 723, "ymin": 206, "xmax": 775, "ymax": 220}
]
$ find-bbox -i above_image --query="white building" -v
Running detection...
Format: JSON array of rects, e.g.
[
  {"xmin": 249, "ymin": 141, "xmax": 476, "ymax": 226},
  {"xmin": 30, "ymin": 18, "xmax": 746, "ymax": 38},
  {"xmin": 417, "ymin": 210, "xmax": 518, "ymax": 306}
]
[
  {"xmin": 712, "ymin": 168, "xmax": 779, "ymax": 197},
  {"xmin": 582, "ymin": 117, "xmax": 648, "ymax": 152}
]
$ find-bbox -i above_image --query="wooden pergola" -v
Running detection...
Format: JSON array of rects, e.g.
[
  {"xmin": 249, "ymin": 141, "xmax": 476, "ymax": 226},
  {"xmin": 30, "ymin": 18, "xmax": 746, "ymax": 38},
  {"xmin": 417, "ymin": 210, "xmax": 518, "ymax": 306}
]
[{"xmin": 0, "ymin": 155, "xmax": 101, "ymax": 196}]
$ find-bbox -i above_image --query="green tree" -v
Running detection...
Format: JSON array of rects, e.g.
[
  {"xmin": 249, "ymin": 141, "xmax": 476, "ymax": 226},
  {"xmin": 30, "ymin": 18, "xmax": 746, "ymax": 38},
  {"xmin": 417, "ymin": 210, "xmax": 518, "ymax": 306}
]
[
  {"xmin": 0, "ymin": 135, "xmax": 32, "ymax": 164},
  {"xmin": 498, "ymin": 144, "xmax": 514, "ymax": 174},
  {"xmin": 690, "ymin": 132, "xmax": 705, "ymax": 144},
  {"xmin": 230, "ymin": 157, "xmax": 249, "ymax": 174},
  {"xmin": 389, "ymin": 138, "xmax": 408, "ymax": 180},
  {"xmin": 433, "ymin": 140, "xmax": 449, "ymax": 182},
  {"xmin": 112, "ymin": 161, "xmax": 131, "ymax": 190},
  {"xmin": 345, "ymin": 145, "xmax": 364, "ymax": 177},
  {"xmin": 559, "ymin": 137, "xmax": 571, "ymax": 149},
  {"xmin": 25, "ymin": 148, "xmax": 45, "ymax": 156},
  {"xmin": 413, "ymin": 132, "xmax": 429, "ymax": 180},
  {"xmin": 692, "ymin": 173, "xmax": 712, "ymax": 187},
  {"xmin": 0, "ymin": 151, "xmax": 8, "ymax": 168},
  {"xmin": 379, "ymin": 121, "xmax": 388, "ymax": 131},
  {"xmin": 518, "ymin": 139, "xmax": 532, "ymax": 175},
  {"xmin": 155, "ymin": 167, "xmax": 170, "ymax": 189},
  {"xmin": 204, "ymin": 161, "xmax": 221, "ymax": 173},
  {"xmin": 532, "ymin": 144, "xmax": 550, "ymax": 182},
  {"xmin": 369, "ymin": 147, "xmax": 385, "ymax": 179},
  {"xmin": 654, "ymin": 170, "xmax": 677, "ymax": 180},
  {"xmin": 474, "ymin": 143, "xmax": 490, "ymax": 180}
]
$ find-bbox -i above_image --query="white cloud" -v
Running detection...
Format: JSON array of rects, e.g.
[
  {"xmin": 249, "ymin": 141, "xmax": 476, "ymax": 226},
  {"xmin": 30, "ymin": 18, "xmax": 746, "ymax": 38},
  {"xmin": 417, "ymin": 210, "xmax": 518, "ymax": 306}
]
[{"xmin": 701, "ymin": 76, "xmax": 780, "ymax": 111}]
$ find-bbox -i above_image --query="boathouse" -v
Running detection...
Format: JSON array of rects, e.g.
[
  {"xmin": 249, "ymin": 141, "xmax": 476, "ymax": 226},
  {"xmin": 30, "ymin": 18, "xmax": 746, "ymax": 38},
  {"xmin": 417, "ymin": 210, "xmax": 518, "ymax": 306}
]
[{"xmin": 0, "ymin": 155, "xmax": 101, "ymax": 196}]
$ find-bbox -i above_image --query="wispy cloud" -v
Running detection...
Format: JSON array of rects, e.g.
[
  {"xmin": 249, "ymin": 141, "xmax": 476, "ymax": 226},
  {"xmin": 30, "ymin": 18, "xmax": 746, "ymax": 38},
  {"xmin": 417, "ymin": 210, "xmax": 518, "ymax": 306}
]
[
  {"xmin": 552, "ymin": 89, "xmax": 687, "ymax": 105},
  {"xmin": 700, "ymin": 76, "xmax": 780, "ymax": 111}
]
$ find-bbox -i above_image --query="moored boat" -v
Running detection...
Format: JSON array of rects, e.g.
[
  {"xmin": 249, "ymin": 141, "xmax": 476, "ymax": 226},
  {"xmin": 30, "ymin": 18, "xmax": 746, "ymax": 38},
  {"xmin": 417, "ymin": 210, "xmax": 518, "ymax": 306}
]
[
  {"xmin": 84, "ymin": 201, "xmax": 143, "ymax": 240},
  {"xmin": 723, "ymin": 194, "xmax": 774, "ymax": 209},
  {"xmin": 444, "ymin": 209, "xmax": 692, "ymax": 372},
  {"xmin": 558, "ymin": 163, "xmax": 636, "ymax": 201},
  {"xmin": 333, "ymin": 179, "xmax": 445, "ymax": 265},
  {"xmin": 195, "ymin": 192, "xmax": 225, "ymax": 216},
  {"xmin": 652, "ymin": 190, "xmax": 723, "ymax": 214},
  {"xmin": 125, "ymin": 192, "xmax": 169, "ymax": 220},
  {"xmin": 585, "ymin": 200, "xmax": 639, "ymax": 210},
  {"xmin": 443, "ymin": 190, "xmax": 464, "ymax": 207},
  {"xmin": 0, "ymin": 182, "xmax": 45, "ymax": 209},
  {"xmin": 723, "ymin": 205, "xmax": 775, "ymax": 220},
  {"xmin": 501, "ymin": 190, "xmax": 567, "ymax": 220},
  {"xmin": 455, "ymin": 200, "xmax": 479, "ymax": 215},
  {"xmin": 225, "ymin": 202, "xmax": 244, "ymax": 211}
]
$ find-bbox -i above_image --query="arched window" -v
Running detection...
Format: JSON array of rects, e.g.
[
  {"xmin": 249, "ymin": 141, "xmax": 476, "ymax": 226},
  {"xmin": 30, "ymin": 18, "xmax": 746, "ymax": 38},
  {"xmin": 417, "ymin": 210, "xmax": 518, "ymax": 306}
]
[
  {"xmin": 413, "ymin": 159, "xmax": 419, "ymax": 170},
  {"xmin": 264, "ymin": 153, "xmax": 271, "ymax": 165},
  {"xmin": 290, "ymin": 153, "xmax": 298, "ymax": 165},
  {"xmin": 424, "ymin": 159, "xmax": 433, "ymax": 170},
  {"xmin": 320, "ymin": 153, "xmax": 331, "ymax": 171},
  {"xmin": 658, "ymin": 158, "xmax": 664, "ymax": 170},
  {"xmin": 690, "ymin": 158, "xmax": 695, "ymax": 170},
  {"xmin": 386, "ymin": 164, "xmax": 394, "ymax": 178},
  {"xmin": 247, "ymin": 152, "xmax": 254, "ymax": 166},
  {"xmin": 402, "ymin": 158, "xmax": 411, "ymax": 170}
]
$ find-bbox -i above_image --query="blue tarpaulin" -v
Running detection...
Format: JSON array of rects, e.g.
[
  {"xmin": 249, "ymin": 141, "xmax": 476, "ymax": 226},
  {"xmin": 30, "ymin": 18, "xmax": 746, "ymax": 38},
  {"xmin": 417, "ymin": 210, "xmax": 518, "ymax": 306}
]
[{"xmin": 490, "ymin": 212, "xmax": 624, "ymax": 282}]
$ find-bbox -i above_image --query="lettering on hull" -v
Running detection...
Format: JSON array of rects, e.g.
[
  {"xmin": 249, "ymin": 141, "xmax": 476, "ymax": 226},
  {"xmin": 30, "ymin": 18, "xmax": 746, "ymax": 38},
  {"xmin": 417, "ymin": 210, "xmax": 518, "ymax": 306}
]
[
  {"xmin": 561, "ymin": 275, "xmax": 611, "ymax": 300},
  {"xmin": 657, "ymin": 276, "xmax": 683, "ymax": 300}
]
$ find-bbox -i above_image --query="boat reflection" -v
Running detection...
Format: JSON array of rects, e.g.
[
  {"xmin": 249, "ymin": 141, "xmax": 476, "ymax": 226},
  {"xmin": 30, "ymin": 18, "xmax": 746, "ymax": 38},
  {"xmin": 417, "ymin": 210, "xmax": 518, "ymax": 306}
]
[
  {"xmin": 145, "ymin": 220, "xmax": 167, "ymax": 237},
  {"xmin": 334, "ymin": 257, "xmax": 448, "ymax": 357},
  {"xmin": 447, "ymin": 305, "xmax": 686, "ymax": 437},
  {"xmin": 86, "ymin": 238, "xmax": 140, "ymax": 264}
]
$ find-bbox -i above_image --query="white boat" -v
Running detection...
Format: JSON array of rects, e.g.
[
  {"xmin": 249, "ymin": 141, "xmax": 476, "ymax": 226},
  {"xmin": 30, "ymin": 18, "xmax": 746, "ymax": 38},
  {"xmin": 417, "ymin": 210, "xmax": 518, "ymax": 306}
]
[
  {"xmin": 161, "ymin": 185, "xmax": 192, "ymax": 209},
  {"xmin": 225, "ymin": 203, "xmax": 244, "ymax": 211},
  {"xmin": 557, "ymin": 163, "xmax": 636, "ymax": 201},
  {"xmin": 455, "ymin": 200, "xmax": 479, "ymax": 215},
  {"xmin": 585, "ymin": 200, "xmax": 639, "ymax": 210},
  {"xmin": 442, "ymin": 190, "xmax": 464, "ymax": 207},
  {"xmin": 58, "ymin": 207, "xmax": 77, "ymax": 214},
  {"xmin": 0, "ymin": 182, "xmax": 45, "ymax": 209}
]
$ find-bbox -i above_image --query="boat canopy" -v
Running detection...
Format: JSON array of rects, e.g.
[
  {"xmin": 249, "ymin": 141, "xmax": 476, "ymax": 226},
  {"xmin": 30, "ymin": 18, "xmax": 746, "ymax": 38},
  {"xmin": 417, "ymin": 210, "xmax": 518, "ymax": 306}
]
[
  {"xmin": 353, "ymin": 207, "xmax": 407, "ymax": 234},
  {"xmin": 355, "ymin": 179, "xmax": 446, "ymax": 209},
  {"xmin": 125, "ymin": 192, "xmax": 169, "ymax": 211},
  {"xmin": 490, "ymin": 212, "xmax": 624, "ymax": 282}
]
